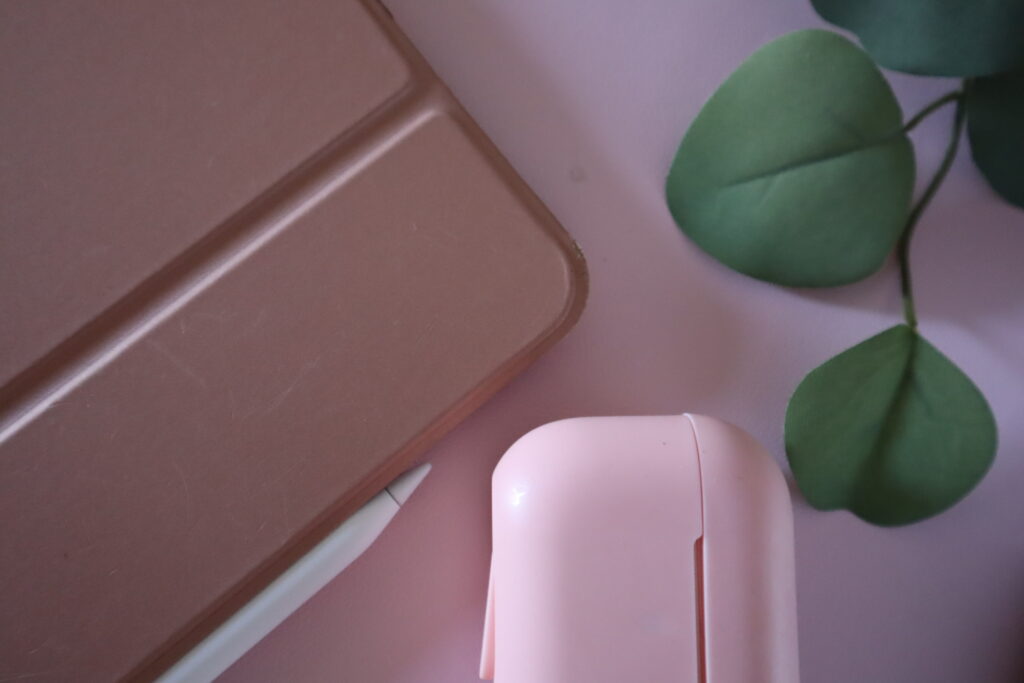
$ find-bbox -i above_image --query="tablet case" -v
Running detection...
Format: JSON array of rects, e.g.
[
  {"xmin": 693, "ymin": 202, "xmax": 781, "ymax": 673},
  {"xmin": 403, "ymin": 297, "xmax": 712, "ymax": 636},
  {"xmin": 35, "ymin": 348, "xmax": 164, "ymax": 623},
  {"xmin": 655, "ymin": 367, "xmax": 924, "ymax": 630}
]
[{"xmin": 0, "ymin": 1, "xmax": 587, "ymax": 679}]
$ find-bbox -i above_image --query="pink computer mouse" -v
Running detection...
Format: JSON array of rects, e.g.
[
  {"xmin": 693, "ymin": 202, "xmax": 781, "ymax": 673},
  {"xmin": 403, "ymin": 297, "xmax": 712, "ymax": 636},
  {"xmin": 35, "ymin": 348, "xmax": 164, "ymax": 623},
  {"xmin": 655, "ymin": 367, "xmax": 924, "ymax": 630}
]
[{"xmin": 480, "ymin": 414, "xmax": 799, "ymax": 682}]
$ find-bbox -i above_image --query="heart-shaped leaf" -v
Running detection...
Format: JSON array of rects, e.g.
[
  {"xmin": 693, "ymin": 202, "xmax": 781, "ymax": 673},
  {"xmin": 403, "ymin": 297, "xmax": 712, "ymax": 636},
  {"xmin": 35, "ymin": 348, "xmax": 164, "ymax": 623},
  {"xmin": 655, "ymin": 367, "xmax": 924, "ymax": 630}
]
[
  {"xmin": 785, "ymin": 325, "xmax": 997, "ymax": 526},
  {"xmin": 810, "ymin": 0, "xmax": 1024, "ymax": 77},
  {"xmin": 967, "ymin": 71, "xmax": 1024, "ymax": 208},
  {"xmin": 666, "ymin": 30, "xmax": 913, "ymax": 287}
]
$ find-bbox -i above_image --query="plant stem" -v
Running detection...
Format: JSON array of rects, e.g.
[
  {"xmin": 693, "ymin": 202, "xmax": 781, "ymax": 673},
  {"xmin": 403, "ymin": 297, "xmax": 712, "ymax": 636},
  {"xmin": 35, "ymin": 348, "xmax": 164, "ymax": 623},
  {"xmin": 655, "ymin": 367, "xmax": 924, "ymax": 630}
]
[
  {"xmin": 902, "ymin": 90, "xmax": 962, "ymax": 133},
  {"xmin": 897, "ymin": 84, "xmax": 967, "ymax": 330}
]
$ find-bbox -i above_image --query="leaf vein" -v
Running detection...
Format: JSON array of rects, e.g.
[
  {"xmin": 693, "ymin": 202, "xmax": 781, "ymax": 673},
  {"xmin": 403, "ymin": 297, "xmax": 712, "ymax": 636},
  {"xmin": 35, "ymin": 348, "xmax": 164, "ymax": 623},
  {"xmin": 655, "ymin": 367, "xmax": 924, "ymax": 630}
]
[{"xmin": 724, "ymin": 129, "xmax": 904, "ymax": 188}]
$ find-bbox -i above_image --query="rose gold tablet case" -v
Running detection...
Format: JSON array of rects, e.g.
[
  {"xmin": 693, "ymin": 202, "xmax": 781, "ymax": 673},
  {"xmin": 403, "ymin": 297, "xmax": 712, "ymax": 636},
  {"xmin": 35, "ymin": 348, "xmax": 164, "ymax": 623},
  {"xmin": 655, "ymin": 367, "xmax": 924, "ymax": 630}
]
[{"xmin": 0, "ymin": 1, "xmax": 586, "ymax": 679}]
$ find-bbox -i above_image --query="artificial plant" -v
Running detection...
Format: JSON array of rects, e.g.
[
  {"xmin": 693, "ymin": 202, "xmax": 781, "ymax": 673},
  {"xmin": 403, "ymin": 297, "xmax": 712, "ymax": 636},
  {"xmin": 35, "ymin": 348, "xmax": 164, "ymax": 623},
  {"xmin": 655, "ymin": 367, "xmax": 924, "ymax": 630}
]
[{"xmin": 666, "ymin": 2, "xmax": 1023, "ymax": 526}]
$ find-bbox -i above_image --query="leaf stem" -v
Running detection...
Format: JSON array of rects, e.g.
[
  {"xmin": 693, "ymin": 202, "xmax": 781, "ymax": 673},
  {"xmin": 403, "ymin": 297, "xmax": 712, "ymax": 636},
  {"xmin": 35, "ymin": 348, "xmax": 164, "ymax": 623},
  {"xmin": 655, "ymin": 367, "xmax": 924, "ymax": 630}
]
[
  {"xmin": 902, "ymin": 90, "xmax": 962, "ymax": 133},
  {"xmin": 897, "ymin": 84, "xmax": 967, "ymax": 330}
]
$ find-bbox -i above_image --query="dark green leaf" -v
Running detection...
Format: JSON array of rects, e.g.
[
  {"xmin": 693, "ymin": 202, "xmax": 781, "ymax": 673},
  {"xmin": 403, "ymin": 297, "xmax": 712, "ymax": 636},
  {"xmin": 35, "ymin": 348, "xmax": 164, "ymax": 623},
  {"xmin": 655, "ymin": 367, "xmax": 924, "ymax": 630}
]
[
  {"xmin": 967, "ymin": 71, "xmax": 1024, "ymax": 208},
  {"xmin": 665, "ymin": 30, "xmax": 914, "ymax": 287},
  {"xmin": 785, "ymin": 325, "xmax": 997, "ymax": 526},
  {"xmin": 811, "ymin": 0, "xmax": 1024, "ymax": 77}
]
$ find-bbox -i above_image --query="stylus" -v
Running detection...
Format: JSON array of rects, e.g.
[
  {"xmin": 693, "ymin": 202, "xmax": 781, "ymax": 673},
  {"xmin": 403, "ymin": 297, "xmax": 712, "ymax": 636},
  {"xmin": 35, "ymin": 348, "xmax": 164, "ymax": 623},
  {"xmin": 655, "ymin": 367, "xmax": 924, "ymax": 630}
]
[{"xmin": 157, "ymin": 463, "xmax": 432, "ymax": 683}]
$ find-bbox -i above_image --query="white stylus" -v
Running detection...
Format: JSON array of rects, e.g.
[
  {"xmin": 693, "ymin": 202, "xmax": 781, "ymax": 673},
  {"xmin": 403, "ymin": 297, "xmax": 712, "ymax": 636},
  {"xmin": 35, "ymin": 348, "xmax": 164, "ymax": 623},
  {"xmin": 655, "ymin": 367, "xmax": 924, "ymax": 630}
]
[{"xmin": 158, "ymin": 463, "xmax": 432, "ymax": 683}]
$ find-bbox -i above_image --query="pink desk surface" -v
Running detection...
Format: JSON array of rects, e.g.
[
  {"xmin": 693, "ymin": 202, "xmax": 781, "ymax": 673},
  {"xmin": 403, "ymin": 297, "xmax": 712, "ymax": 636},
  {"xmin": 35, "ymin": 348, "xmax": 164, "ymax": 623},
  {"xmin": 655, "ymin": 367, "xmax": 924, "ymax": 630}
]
[{"xmin": 221, "ymin": 1, "xmax": 1024, "ymax": 681}]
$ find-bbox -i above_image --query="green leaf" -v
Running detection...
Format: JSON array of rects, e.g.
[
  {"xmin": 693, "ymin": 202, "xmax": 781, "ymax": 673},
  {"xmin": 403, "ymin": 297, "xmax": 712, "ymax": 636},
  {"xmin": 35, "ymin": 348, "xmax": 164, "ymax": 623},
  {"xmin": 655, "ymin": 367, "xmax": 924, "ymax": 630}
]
[
  {"xmin": 810, "ymin": 0, "xmax": 1024, "ymax": 77},
  {"xmin": 967, "ymin": 71, "xmax": 1024, "ymax": 209},
  {"xmin": 785, "ymin": 325, "xmax": 997, "ymax": 526},
  {"xmin": 665, "ymin": 30, "xmax": 913, "ymax": 287}
]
